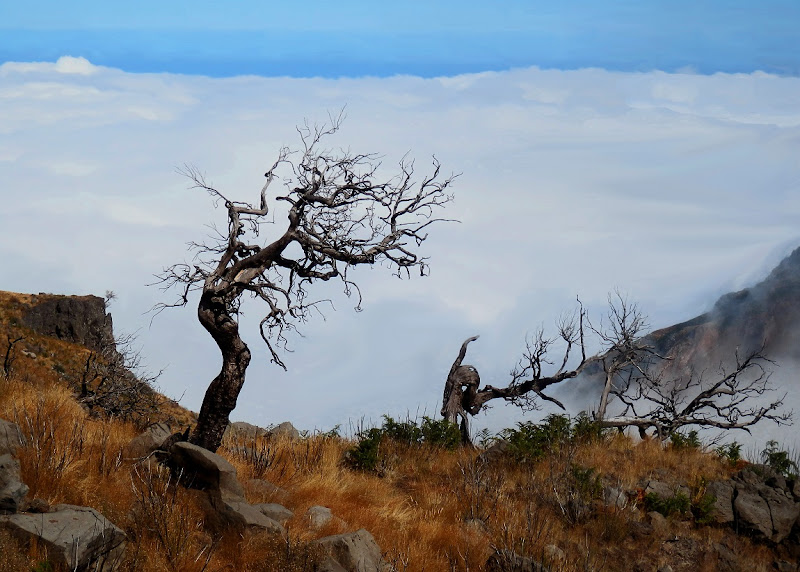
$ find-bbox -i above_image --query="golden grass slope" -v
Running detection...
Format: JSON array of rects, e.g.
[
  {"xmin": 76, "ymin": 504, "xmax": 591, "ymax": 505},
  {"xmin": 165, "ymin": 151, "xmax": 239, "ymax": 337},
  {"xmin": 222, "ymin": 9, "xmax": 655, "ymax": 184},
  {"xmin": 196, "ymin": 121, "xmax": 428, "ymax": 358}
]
[{"xmin": 0, "ymin": 289, "xmax": 781, "ymax": 571}]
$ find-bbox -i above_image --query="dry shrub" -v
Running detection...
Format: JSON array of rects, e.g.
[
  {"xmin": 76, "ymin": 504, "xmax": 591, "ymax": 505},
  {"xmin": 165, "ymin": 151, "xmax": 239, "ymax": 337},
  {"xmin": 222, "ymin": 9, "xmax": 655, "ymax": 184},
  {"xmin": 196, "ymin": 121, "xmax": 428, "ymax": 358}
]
[{"xmin": 128, "ymin": 463, "xmax": 214, "ymax": 572}]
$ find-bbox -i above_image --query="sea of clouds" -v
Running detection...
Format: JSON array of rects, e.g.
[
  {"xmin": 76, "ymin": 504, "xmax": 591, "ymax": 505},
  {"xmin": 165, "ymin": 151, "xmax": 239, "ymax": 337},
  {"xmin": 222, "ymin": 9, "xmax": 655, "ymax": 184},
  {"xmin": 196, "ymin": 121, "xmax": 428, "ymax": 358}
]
[{"xmin": 2, "ymin": 56, "xmax": 800, "ymax": 449}]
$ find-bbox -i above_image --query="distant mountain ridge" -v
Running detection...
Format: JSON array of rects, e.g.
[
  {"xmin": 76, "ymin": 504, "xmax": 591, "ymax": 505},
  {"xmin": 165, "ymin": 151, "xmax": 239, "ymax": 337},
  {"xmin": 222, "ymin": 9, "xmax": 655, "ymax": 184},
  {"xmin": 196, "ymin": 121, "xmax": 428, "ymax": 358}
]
[{"xmin": 648, "ymin": 245, "xmax": 800, "ymax": 373}]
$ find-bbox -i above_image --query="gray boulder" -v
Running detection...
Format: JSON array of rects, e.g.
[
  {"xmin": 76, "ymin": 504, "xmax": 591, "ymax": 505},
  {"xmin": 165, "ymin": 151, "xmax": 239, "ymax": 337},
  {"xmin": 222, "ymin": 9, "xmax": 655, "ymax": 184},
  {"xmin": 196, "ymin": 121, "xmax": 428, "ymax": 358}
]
[
  {"xmin": 315, "ymin": 528, "xmax": 386, "ymax": 572},
  {"xmin": 124, "ymin": 422, "xmax": 172, "ymax": 459},
  {"xmin": 168, "ymin": 441, "xmax": 245, "ymax": 501},
  {"xmin": 0, "ymin": 504, "xmax": 126, "ymax": 571},
  {"xmin": 220, "ymin": 499, "xmax": 286, "ymax": 534},
  {"xmin": 0, "ymin": 454, "xmax": 28, "ymax": 514},
  {"xmin": 255, "ymin": 502, "xmax": 293, "ymax": 524},
  {"xmin": 307, "ymin": 505, "xmax": 334, "ymax": 528},
  {"xmin": 225, "ymin": 421, "xmax": 269, "ymax": 440},
  {"xmin": 306, "ymin": 505, "xmax": 345, "ymax": 530},
  {"xmin": 269, "ymin": 421, "xmax": 301, "ymax": 440},
  {"xmin": 0, "ymin": 419, "xmax": 25, "ymax": 456}
]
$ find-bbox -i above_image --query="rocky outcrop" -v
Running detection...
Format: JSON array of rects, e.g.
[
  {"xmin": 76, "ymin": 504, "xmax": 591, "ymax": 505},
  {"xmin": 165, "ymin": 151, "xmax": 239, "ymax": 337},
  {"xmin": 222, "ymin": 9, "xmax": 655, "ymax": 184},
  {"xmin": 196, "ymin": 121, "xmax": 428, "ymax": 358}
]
[
  {"xmin": 315, "ymin": 528, "xmax": 387, "ymax": 572},
  {"xmin": 22, "ymin": 294, "xmax": 114, "ymax": 354},
  {"xmin": 0, "ymin": 454, "xmax": 28, "ymax": 514},
  {"xmin": 0, "ymin": 504, "xmax": 126, "ymax": 571}
]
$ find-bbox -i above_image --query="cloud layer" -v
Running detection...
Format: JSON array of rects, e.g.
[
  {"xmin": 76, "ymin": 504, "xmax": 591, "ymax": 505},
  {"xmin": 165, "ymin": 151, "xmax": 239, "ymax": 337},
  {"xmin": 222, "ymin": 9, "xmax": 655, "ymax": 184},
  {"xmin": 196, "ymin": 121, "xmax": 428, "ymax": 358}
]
[{"xmin": 2, "ymin": 57, "xmax": 799, "ymax": 445}]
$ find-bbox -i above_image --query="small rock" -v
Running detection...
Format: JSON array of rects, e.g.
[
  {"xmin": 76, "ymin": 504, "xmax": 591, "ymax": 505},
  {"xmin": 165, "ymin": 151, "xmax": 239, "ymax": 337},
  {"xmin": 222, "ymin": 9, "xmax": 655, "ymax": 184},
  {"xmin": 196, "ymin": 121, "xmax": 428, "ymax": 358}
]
[
  {"xmin": 603, "ymin": 485, "xmax": 628, "ymax": 509},
  {"xmin": 315, "ymin": 529, "xmax": 387, "ymax": 572},
  {"xmin": 307, "ymin": 505, "xmax": 334, "ymax": 528}
]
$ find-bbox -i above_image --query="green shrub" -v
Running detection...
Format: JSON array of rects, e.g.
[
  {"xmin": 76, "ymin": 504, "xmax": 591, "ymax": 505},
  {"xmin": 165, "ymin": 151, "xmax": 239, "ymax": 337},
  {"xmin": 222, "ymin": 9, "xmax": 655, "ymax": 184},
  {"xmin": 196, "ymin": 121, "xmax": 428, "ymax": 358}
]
[
  {"xmin": 501, "ymin": 413, "xmax": 600, "ymax": 464},
  {"xmin": 420, "ymin": 416, "xmax": 460, "ymax": 450},
  {"xmin": 761, "ymin": 440, "xmax": 798, "ymax": 478},
  {"xmin": 714, "ymin": 441, "xmax": 742, "ymax": 466},
  {"xmin": 691, "ymin": 493, "xmax": 717, "ymax": 525},
  {"xmin": 571, "ymin": 411, "xmax": 607, "ymax": 442},
  {"xmin": 669, "ymin": 430, "xmax": 701, "ymax": 451},
  {"xmin": 644, "ymin": 491, "xmax": 691, "ymax": 517},
  {"xmin": 381, "ymin": 416, "xmax": 423, "ymax": 445},
  {"xmin": 344, "ymin": 428, "xmax": 383, "ymax": 472}
]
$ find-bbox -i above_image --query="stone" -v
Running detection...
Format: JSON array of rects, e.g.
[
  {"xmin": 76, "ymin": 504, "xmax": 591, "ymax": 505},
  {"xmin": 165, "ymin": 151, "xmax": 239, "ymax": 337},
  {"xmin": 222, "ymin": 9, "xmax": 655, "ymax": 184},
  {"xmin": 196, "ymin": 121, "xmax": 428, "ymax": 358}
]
[
  {"xmin": 221, "ymin": 500, "xmax": 286, "ymax": 534},
  {"xmin": 269, "ymin": 421, "xmax": 301, "ymax": 440},
  {"xmin": 315, "ymin": 528, "xmax": 386, "ymax": 572},
  {"xmin": 124, "ymin": 422, "xmax": 172, "ymax": 459},
  {"xmin": 0, "ymin": 504, "xmax": 126, "ymax": 571},
  {"xmin": 168, "ymin": 441, "xmax": 245, "ymax": 502},
  {"xmin": 307, "ymin": 505, "xmax": 334, "ymax": 528},
  {"xmin": 705, "ymin": 481, "xmax": 735, "ymax": 525},
  {"xmin": 254, "ymin": 503, "xmax": 293, "ymax": 524},
  {"xmin": 0, "ymin": 454, "xmax": 28, "ymax": 514},
  {"xmin": 603, "ymin": 485, "xmax": 628, "ymax": 509},
  {"xmin": 644, "ymin": 480, "xmax": 690, "ymax": 500},
  {"xmin": 0, "ymin": 418, "xmax": 25, "ymax": 456},
  {"xmin": 485, "ymin": 549, "xmax": 547, "ymax": 572}
]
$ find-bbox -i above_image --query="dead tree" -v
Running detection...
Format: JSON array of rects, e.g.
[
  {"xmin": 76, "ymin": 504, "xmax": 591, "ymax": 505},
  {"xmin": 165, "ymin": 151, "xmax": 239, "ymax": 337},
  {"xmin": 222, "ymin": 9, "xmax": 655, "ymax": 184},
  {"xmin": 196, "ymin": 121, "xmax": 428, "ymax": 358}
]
[
  {"xmin": 599, "ymin": 346, "xmax": 792, "ymax": 439},
  {"xmin": 441, "ymin": 304, "xmax": 589, "ymax": 445},
  {"xmin": 591, "ymin": 293, "xmax": 791, "ymax": 439},
  {"xmin": 157, "ymin": 115, "xmax": 456, "ymax": 452}
]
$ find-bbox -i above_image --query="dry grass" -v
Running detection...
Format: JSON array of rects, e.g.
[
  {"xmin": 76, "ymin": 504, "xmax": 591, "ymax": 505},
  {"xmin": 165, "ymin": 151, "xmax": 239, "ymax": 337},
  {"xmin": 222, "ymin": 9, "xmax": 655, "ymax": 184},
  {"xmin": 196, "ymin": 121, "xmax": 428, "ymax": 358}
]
[{"xmin": 0, "ymin": 290, "xmax": 784, "ymax": 571}]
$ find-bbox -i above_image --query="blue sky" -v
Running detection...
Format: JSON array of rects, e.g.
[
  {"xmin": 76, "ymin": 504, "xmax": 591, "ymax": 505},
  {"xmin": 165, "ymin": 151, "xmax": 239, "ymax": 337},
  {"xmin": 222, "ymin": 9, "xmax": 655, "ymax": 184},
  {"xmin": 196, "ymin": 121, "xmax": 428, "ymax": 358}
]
[{"xmin": 2, "ymin": 1, "xmax": 799, "ymax": 77}]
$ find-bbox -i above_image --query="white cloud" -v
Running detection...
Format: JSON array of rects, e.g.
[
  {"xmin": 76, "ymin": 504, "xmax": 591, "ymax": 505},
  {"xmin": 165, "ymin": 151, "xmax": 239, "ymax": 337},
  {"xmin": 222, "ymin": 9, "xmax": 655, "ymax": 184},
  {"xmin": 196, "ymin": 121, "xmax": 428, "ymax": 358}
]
[{"xmin": 1, "ymin": 59, "xmax": 799, "ymax": 448}]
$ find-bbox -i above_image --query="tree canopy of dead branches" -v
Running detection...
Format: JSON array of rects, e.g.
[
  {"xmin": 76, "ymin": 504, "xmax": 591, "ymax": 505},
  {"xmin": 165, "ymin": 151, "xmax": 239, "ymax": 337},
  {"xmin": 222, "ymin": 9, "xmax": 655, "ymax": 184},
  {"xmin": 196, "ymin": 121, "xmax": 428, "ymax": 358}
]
[
  {"xmin": 442, "ymin": 292, "xmax": 791, "ymax": 445},
  {"xmin": 157, "ymin": 114, "xmax": 456, "ymax": 451}
]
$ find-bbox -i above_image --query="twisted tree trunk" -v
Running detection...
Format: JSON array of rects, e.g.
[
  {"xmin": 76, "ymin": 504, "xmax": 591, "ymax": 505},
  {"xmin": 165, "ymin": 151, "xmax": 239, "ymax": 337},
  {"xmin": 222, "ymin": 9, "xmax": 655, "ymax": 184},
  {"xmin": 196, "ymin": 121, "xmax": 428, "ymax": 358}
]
[{"xmin": 190, "ymin": 290, "xmax": 252, "ymax": 452}]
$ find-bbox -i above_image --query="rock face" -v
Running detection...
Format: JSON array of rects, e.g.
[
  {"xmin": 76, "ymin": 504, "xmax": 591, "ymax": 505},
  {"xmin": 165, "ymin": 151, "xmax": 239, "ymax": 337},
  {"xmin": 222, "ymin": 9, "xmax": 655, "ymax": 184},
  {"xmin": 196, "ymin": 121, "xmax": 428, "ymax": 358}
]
[
  {"xmin": 647, "ymin": 246, "xmax": 800, "ymax": 374},
  {"xmin": 315, "ymin": 529, "xmax": 386, "ymax": 572},
  {"xmin": 0, "ymin": 454, "xmax": 28, "ymax": 514},
  {"xmin": 700, "ymin": 465, "xmax": 800, "ymax": 544},
  {"xmin": 22, "ymin": 294, "xmax": 115, "ymax": 354},
  {"xmin": 0, "ymin": 504, "xmax": 126, "ymax": 571}
]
